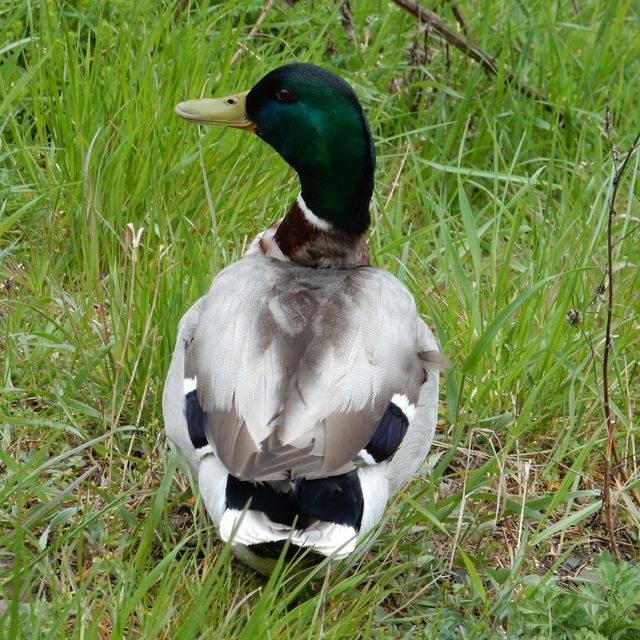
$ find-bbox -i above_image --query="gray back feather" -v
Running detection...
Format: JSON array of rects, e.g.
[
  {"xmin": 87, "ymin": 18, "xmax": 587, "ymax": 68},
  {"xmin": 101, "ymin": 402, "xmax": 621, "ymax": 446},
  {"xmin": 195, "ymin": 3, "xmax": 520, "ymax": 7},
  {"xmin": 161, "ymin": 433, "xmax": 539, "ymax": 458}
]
[{"xmin": 186, "ymin": 256, "xmax": 433, "ymax": 480}]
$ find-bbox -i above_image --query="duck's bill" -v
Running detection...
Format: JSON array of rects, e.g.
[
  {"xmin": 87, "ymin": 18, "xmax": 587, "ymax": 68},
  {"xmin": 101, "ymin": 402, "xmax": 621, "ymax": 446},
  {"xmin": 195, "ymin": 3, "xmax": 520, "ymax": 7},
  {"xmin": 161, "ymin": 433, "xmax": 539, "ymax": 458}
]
[{"xmin": 175, "ymin": 91, "xmax": 255, "ymax": 130}]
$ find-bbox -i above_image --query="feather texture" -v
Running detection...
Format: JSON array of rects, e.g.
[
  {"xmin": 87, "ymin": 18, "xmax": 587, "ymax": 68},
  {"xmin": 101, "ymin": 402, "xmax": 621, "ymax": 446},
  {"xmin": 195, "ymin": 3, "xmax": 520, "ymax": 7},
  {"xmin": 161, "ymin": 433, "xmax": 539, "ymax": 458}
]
[{"xmin": 183, "ymin": 255, "xmax": 431, "ymax": 482}]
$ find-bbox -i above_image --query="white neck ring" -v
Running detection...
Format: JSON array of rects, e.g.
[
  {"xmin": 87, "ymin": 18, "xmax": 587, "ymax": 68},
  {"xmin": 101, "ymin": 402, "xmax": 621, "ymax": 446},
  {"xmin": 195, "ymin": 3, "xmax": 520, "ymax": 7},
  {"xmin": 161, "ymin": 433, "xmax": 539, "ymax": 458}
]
[{"xmin": 297, "ymin": 195, "xmax": 333, "ymax": 232}]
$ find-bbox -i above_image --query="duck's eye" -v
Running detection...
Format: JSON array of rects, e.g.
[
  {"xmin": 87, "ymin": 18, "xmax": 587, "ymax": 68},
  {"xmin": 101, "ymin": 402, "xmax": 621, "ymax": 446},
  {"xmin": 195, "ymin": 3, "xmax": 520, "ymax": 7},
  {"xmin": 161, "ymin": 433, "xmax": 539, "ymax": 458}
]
[{"xmin": 275, "ymin": 88, "xmax": 293, "ymax": 103}]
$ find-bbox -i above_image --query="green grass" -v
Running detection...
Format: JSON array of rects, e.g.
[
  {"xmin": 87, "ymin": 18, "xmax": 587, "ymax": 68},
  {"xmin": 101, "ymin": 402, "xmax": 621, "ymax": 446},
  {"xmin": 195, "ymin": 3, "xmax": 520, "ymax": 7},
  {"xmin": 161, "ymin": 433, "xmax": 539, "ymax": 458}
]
[{"xmin": 1, "ymin": 0, "xmax": 639, "ymax": 637}]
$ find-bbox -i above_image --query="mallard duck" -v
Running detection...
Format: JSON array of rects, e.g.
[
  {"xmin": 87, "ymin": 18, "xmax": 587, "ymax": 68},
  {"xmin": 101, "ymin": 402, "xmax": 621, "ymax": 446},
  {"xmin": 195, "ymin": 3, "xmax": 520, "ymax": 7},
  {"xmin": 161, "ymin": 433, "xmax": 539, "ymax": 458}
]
[{"xmin": 163, "ymin": 63, "xmax": 444, "ymax": 574}]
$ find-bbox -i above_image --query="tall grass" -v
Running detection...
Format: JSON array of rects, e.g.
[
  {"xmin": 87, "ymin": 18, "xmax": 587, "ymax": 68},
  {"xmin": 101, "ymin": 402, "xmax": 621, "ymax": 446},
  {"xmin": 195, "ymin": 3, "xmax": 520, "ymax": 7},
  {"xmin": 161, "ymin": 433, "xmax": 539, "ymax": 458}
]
[{"xmin": 1, "ymin": 0, "xmax": 639, "ymax": 637}]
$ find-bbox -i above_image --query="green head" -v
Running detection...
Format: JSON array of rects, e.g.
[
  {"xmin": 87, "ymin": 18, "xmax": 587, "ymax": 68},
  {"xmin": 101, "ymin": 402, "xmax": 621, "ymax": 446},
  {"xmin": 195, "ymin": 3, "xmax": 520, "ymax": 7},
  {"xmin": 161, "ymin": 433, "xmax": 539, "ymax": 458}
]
[{"xmin": 176, "ymin": 64, "xmax": 375, "ymax": 235}]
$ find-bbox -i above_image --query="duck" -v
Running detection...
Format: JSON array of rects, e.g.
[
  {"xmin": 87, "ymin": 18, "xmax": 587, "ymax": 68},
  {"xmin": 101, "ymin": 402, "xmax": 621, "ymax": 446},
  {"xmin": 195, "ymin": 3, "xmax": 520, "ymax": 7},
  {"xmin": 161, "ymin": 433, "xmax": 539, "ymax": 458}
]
[{"xmin": 163, "ymin": 63, "xmax": 445, "ymax": 574}]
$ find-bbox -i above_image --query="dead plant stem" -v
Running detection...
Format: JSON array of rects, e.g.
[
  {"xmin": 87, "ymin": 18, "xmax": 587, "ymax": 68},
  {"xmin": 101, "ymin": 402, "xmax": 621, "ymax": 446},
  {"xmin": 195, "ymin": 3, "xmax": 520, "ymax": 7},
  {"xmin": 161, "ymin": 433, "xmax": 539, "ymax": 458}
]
[
  {"xmin": 602, "ymin": 110, "xmax": 640, "ymax": 558},
  {"xmin": 391, "ymin": 0, "xmax": 551, "ymax": 109}
]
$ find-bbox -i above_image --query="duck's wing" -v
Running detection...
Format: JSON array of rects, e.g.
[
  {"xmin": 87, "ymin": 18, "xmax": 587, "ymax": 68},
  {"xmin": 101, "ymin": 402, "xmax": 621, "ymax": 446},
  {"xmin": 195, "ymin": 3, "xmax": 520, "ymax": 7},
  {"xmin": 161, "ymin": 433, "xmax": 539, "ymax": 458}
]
[
  {"xmin": 184, "ymin": 256, "xmax": 441, "ymax": 481},
  {"xmin": 384, "ymin": 321, "xmax": 444, "ymax": 491},
  {"xmin": 163, "ymin": 296, "xmax": 206, "ymax": 473}
]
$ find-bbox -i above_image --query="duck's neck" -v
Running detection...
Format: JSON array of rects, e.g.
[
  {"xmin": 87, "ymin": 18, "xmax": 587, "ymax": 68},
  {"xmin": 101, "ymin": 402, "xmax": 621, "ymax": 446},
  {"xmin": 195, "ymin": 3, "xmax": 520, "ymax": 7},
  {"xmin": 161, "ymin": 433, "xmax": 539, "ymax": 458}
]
[
  {"xmin": 273, "ymin": 196, "xmax": 369, "ymax": 268},
  {"xmin": 297, "ymin": 161, "xmax": 373, "ymax": 236},
  {"xmin": 287, "ymin": 109, "xmax": 375, "ymax": 237},
  {"xmin": 272, "ymin": 111, "xmax": 375, "ymax": 267}
]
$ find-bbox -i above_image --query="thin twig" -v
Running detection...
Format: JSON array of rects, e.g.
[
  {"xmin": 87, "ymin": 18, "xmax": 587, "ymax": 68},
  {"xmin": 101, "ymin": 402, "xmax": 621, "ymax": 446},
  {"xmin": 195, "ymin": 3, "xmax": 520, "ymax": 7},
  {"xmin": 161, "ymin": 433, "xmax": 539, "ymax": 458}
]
[
  {"xmin": 391, "ymin": 0, "xmax": 551, "ymax": 109},
  {"xmin": 384, "ymin": 144, "xmax": 410, "ymax": 210},
  {"xmin": 613, "ymin": 221, "xmax": 640, "ymax": 248},
  {"xmin": 451, "ymin": 5, "xmax": 469, "ymax": 36},
  {"xmin": 229, "ymin": 0, "xmax": 275, "ymax": 68},
  {"xmin": 603, "ymin": 110, "xmax": 619, "ymax": 558},
  {"xmin": 212, "ymin": 0, "xmax": 275, "ymax": 83},
  {"xmin": 602, "ymin": 109, "xmax": 640, "ymax": 558},
  {"xmin": 106, "ymin": 224, "xmax": 142, "ymax": 486}
]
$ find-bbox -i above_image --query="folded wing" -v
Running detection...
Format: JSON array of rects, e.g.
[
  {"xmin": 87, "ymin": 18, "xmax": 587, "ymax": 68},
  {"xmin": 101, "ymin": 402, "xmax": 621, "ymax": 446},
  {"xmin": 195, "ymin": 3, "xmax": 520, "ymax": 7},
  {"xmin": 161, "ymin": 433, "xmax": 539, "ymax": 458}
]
[{"xmin": 184, "ymin": 256, "xmax": 436, "ymax": 481}]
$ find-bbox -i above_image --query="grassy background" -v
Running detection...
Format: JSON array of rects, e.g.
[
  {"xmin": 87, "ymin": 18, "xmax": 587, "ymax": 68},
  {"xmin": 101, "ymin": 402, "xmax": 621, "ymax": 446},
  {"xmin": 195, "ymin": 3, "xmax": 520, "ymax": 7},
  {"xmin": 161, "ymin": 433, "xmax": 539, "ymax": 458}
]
[{"xmin": 2, "ymin": 0, "xmax": 640, "ymax": 637}]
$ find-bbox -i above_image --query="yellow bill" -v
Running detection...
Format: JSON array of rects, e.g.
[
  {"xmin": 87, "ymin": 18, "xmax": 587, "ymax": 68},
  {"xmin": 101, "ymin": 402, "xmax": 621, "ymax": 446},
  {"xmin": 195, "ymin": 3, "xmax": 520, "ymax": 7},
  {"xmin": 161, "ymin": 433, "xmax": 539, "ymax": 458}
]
[{"xmin": 175, "ymin": 90, "xmax": 255, "ymax": 130}]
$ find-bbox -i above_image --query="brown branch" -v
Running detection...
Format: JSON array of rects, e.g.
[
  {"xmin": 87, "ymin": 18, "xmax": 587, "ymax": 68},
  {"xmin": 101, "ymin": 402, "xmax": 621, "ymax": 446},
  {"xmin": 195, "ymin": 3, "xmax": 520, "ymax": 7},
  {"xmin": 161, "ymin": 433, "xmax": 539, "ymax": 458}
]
[
  {"xmin": 391, "ymin": 0, "xmax": 551, "ymax": 108},
  {"xmin": 451, "ymin": 5, "xmax": 469, "ymax": 36},
  {"xmin": 602, "ymin": 110, "xmax": 640, "ymax": 559},
  {"xmin": 603, "ymin": 110, "xmax": 619, "ymax": 558}
]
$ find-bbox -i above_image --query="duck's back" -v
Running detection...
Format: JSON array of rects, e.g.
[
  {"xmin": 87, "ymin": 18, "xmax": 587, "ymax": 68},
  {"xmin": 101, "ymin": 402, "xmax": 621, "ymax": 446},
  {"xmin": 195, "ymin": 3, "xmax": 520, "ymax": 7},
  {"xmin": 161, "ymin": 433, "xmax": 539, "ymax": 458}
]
[{"xmin": 175, "ymin": 255, "xmax": 437, "ymax": 483}]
